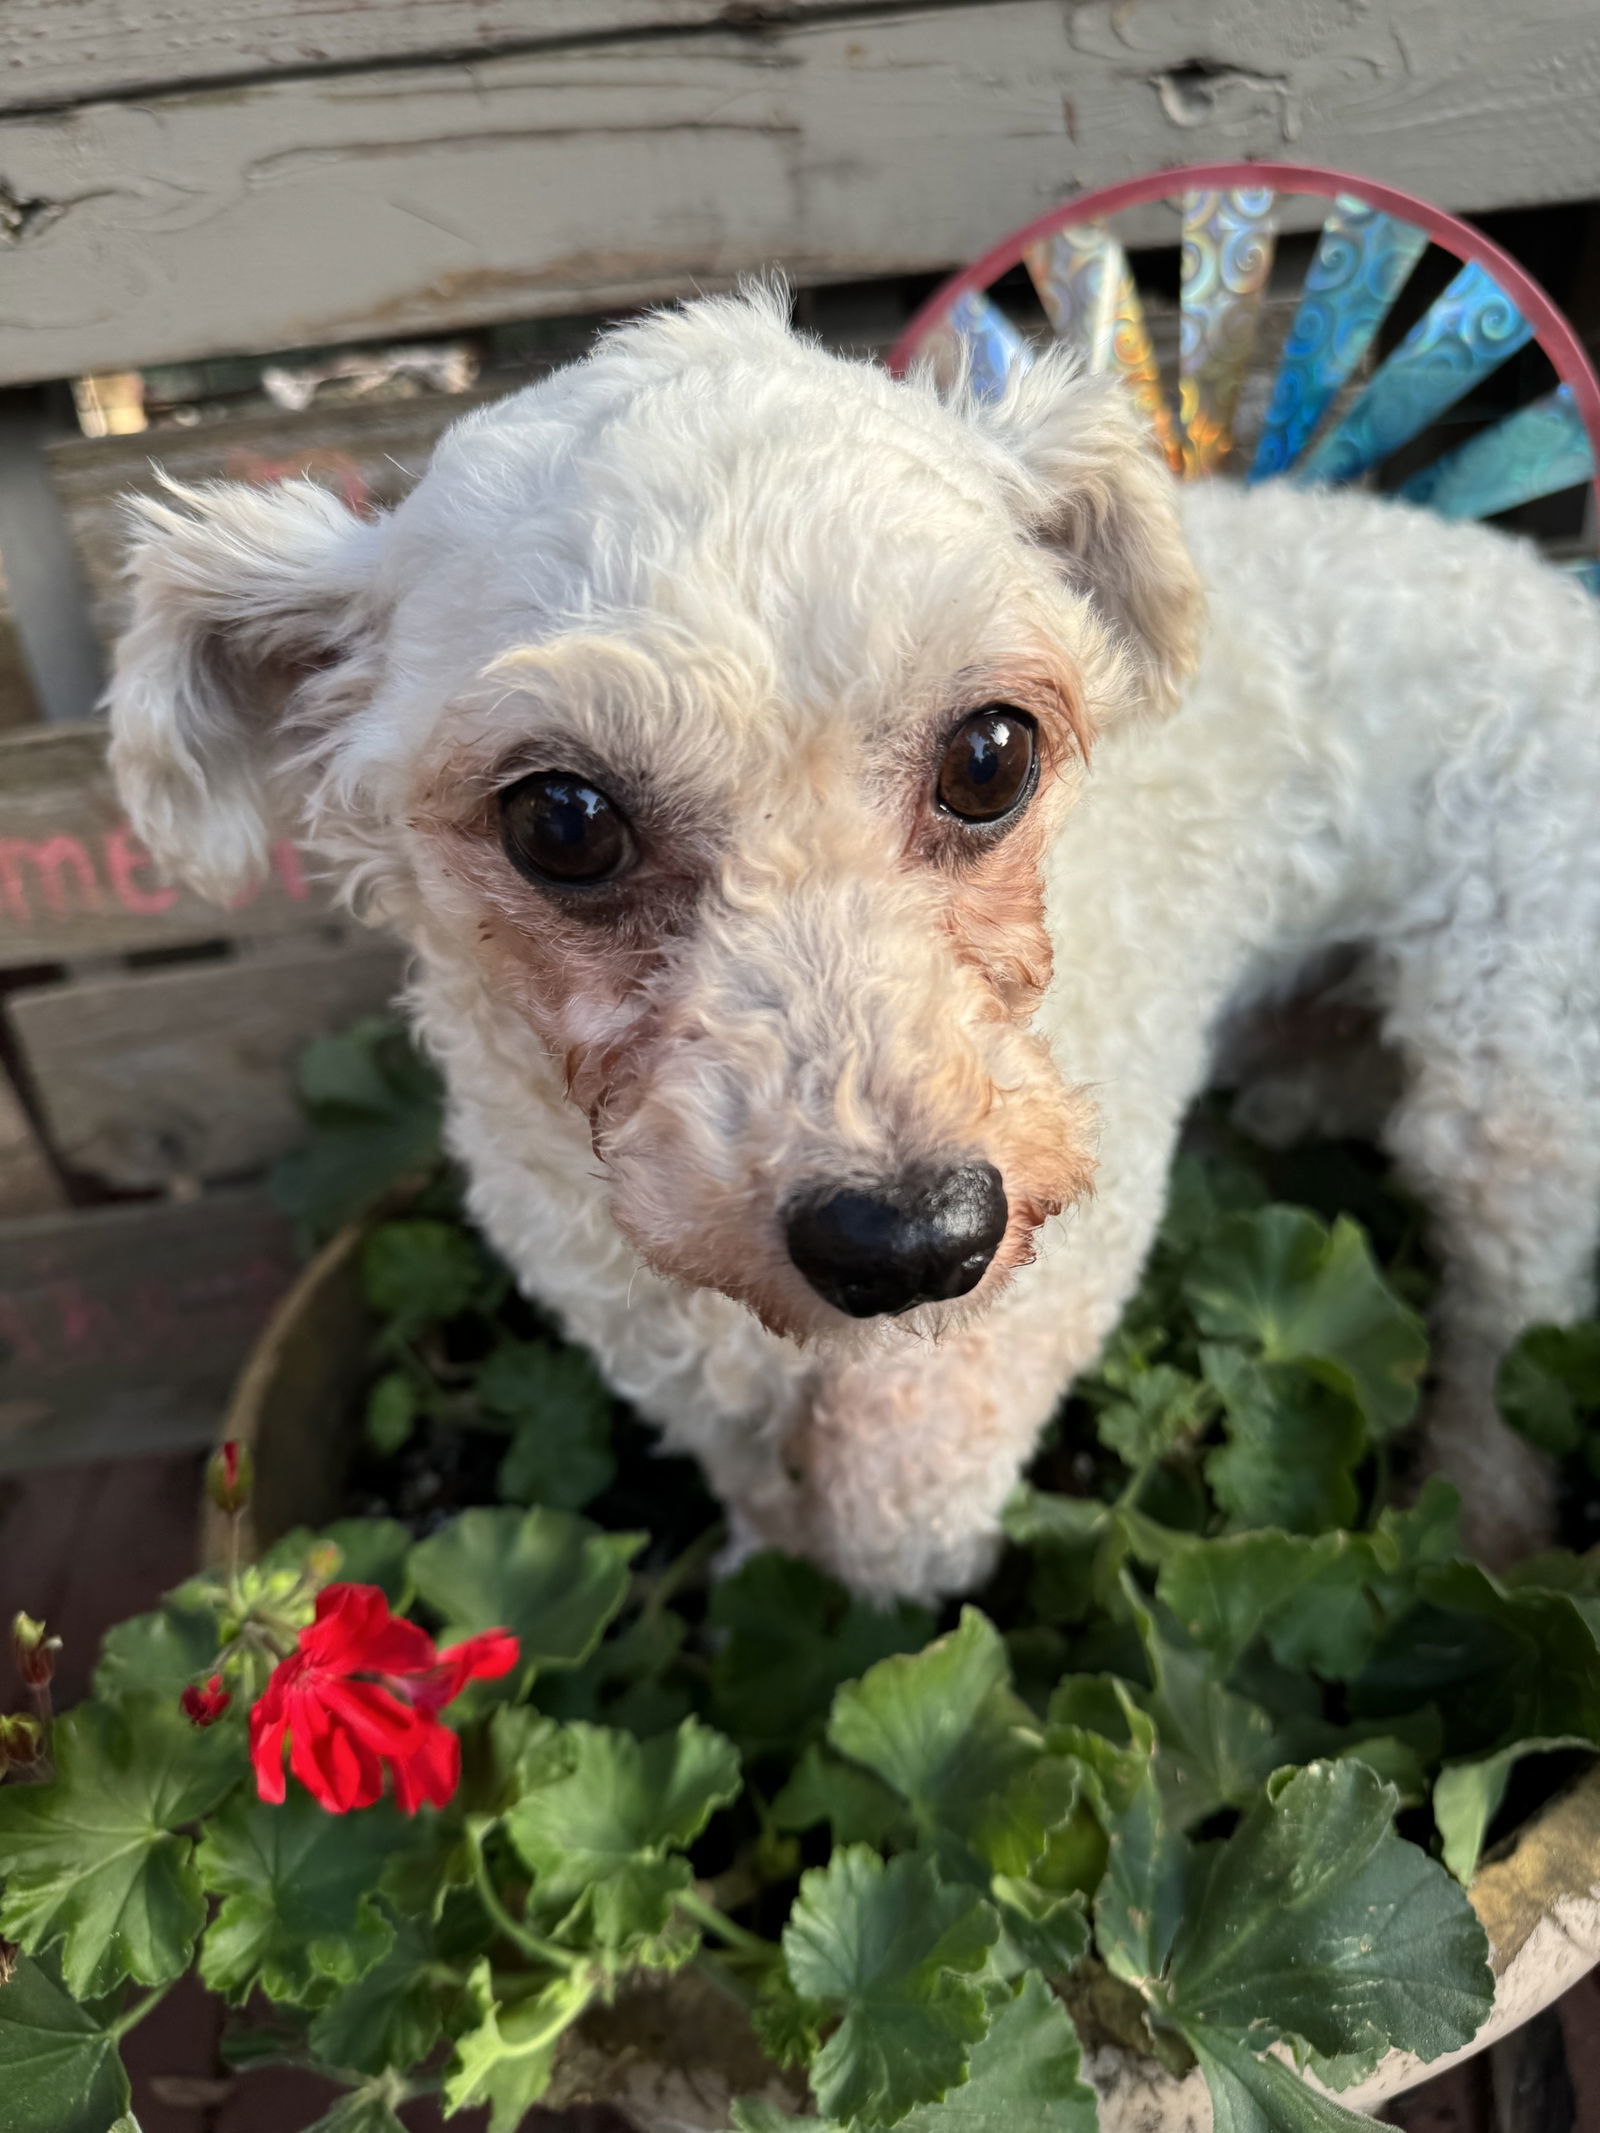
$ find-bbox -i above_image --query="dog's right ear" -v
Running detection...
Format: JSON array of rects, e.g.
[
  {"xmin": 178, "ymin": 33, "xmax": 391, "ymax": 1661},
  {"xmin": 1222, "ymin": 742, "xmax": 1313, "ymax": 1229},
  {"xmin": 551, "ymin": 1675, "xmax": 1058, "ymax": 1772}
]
[
  {"xmin": 962, "ymin": 351, "xmax": 1204, "ymax": 717},
  {"xmin": 108, "ymin": 477, "xmax": 386, "ymax": 903}
]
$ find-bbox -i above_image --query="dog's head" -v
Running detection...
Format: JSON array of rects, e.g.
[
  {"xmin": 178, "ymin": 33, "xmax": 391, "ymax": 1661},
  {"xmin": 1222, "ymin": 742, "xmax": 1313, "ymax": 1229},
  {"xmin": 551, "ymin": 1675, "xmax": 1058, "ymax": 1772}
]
[{"xmin": 110, "ymin": 290, "xmax": 1201, "ymax": 1342}]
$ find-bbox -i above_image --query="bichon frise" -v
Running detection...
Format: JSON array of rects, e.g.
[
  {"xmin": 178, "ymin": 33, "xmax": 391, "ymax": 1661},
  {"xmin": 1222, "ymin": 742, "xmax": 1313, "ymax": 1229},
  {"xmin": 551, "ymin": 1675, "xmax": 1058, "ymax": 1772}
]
[{"xmin": 109, "ymin": 290, "xmax": 1600, "ymax": 1598}]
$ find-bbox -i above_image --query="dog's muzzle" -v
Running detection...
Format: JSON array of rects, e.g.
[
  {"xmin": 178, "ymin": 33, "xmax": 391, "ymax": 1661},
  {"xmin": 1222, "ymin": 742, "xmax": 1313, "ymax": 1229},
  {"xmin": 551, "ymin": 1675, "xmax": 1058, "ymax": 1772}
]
[{"xmin": 784, "ymin": 1163, "xmax": 1009, "ymax": 1318}]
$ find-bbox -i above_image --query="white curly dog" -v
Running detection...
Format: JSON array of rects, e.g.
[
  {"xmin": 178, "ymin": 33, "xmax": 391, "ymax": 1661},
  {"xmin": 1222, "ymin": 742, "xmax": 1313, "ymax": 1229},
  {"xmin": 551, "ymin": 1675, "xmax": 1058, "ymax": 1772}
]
[{"xmin": 109, "ymin": 290, "xmax": 1600, "ymax": 1600}]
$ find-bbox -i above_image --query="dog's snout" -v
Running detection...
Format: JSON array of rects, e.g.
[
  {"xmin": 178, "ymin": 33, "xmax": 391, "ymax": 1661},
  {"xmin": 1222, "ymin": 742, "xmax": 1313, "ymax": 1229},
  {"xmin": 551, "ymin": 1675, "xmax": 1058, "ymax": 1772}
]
[{"xmin": 785, "ymin": 1163, "xmax": 1009, "ymax": 1318}]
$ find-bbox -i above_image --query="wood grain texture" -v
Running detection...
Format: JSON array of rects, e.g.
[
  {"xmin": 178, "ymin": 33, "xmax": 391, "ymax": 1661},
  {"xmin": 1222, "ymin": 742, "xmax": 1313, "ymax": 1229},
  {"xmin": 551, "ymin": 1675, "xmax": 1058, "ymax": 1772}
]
[
  {"xmin": 0, "ymin": 0, "xmax": 1596, "ymax": 384},
  {"xmin": 0, "ymin": 1069, "xmax": 65, "ymax": 1215},
  {"xmin": 0, "ymin": 1191, "xmax": 297, "ymax": 1471},
  {"xmin": 8, "ymin": 938, "xmax": 405, "ymax": 1189},
  {"xmin": 0, "ymin": 722, "xmax": 333, "ymax": 962},
  {"xmin": 0, "ymin": 1, "xmax": 845, "ymax": 111}
]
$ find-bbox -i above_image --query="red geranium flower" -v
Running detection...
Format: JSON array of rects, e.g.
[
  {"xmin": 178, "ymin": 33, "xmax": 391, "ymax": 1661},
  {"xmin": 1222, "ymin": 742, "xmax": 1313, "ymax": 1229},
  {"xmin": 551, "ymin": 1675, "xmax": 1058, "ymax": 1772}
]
[
  {"xmin": 181, "ymin": 1674, "xmax": 231, "ymax": 1727},
  {"xmin": 248, "ymin": 1583, "xmax": 518, "ymax": 1815}
]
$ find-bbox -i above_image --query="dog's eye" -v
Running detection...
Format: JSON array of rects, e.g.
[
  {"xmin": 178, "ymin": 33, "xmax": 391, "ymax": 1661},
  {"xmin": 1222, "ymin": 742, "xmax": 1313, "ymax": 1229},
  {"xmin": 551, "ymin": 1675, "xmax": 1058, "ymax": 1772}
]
[
  {"xmin": 497, "ymin": 772, "xmax": 635, "ymax": 888},
  {"xmin": 936, "ymin": 708, "xmax": 1037, "ymax": 824}
]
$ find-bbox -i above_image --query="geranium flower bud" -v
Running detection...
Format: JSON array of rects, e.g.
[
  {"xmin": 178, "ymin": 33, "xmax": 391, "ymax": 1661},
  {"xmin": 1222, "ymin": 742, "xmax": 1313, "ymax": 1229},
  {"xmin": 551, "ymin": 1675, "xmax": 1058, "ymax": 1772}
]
[
  {"xmin": 180, "ymin": 1675, "xmax": 231, "ymax": 1728},
  {"xmin": 0, "ymin": 1934, "xmax": 17, "ymax": 1986},
  {"xmin": 206, "ymin": 1440, "xmax": 254, "ymax": 1516},
  {"xmin": 0, "ymin": 1711, "xmax": 45, "ymax": 1772},
  {"xmin": 11, "ymin": 1613, "xmax": 59, "ymax": 1690}
]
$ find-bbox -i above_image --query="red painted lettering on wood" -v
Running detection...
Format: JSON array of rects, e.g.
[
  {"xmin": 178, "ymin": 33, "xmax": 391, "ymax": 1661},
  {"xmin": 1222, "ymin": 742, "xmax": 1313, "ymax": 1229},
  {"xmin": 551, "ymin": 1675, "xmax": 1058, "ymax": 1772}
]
[
  {"xmin": 103, "ymin": 825, "xmax": 177, "ymax": 916},
  {"xmin": 0, "ymin": 836, "xmax": 103, "ymax": 924}
]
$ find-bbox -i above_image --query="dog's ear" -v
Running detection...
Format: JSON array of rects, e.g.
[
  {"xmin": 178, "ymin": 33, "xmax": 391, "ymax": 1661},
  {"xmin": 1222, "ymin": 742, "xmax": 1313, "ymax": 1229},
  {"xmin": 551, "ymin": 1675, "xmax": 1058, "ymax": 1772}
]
[
  {"xmin": 108, "ymin": 477, "xmax": 386, "ymax": 902},
  {"xmin": 966, "ymin": 354, "xmax": 1203, "ymax": 715}
]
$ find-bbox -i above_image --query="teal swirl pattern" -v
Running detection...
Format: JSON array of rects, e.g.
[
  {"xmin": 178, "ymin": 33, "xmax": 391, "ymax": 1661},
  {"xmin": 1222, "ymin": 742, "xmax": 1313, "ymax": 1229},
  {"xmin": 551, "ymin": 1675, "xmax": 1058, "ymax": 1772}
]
[
  {"xmin": 1294, "ymin": 258, "xmax": 1534, "ymax": 487},
  {"xmin": 1179, "ymin": 186, "xmax": 1276, "ymax": 475},
  {"xmin": 1400, "ymin": 385, "xmax": 1595, "ymax": 519},
  {"xmin": 1247, "ymin": 199, "xmax": 1427, "ymax": 482}
]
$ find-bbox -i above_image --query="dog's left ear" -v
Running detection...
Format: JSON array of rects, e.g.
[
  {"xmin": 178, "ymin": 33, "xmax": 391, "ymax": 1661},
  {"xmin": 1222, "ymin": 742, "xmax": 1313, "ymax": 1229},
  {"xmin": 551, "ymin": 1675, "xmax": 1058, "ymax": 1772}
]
[
  {"xmin": 108, "ymin": 476, "xmax": 387, "ymax": 903},
  {"xmin": 966, "ymin": 354, "xmax": 1204, "ymax": 714}
]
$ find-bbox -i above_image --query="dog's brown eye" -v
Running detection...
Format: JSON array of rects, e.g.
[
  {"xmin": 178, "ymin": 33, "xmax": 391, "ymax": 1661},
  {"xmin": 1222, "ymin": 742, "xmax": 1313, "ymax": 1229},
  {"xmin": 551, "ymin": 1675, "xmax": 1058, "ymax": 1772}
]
[
  {"xmin": 498, "ymin": 772, "xmax": 634, "ymax": 887},
  {"xmin": 936, "ymin": 708, "xmax": 1037, "ymax": 824}
]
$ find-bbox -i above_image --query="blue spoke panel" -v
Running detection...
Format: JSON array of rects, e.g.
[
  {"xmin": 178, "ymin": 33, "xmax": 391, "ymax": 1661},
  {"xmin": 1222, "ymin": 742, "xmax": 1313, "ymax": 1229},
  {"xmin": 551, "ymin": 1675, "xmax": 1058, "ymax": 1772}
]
[
  {"xmin": 1399, "ymin": 386, "xmax": 1595, "ymax": 519},
  {"xmin": 941, "ymin": 288, "xmax": 1032, "ymax": 399},
  {"xmin": 1293, "ymin": 259, "xmax": 1535, "ymax": 487},
  {"xmin": 1248, "ymin": 198, "xmax": 1428, "ymax": 482}
]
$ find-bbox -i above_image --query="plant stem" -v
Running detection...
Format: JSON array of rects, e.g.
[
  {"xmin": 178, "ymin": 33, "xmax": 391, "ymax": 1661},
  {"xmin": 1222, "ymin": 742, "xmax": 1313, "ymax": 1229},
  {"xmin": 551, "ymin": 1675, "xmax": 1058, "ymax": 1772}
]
[
  {"xmin": 642, "ymin": 1522, "xmax": 727, "ymax": 1622},
  {"xmin": 677, "ymin": 1886, "xmax": 778, "ymax": 1965},
  {"xmin": 108, "ymin": 1982, "xmax": 173, "ymax": 2041},
  {"xmin": 467, "ymin": 1827, "xmax": 578, "ymax": 1973}
]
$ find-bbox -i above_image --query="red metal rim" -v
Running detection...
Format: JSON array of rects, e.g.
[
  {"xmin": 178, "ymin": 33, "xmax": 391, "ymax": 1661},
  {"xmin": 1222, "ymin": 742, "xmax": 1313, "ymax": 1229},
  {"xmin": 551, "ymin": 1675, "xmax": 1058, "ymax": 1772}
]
[{"xmin": 888, "ymin": 160, "xmax": 1600, "ymax": 526}]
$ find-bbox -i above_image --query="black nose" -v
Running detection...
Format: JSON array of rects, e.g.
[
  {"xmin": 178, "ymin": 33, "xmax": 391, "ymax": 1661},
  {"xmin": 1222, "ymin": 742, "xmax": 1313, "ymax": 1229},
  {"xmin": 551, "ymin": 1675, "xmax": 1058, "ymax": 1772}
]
[{"xmin": 785, "ymin": 1163, "xmax": 1009, "ymax": 1318}]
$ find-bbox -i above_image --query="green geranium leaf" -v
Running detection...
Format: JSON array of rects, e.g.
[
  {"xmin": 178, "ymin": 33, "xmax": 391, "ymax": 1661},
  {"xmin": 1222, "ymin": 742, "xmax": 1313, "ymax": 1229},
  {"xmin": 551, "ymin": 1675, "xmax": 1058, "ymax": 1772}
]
[
  {"xmin": 1353, "ymin": 1561, "xmax": 1600, "ymax": 1758},
  {"xmin": 442, "ymin": 1960, "xmax": 594, "ymax": 2133},
  {"xmin": 1095, "ymin": 1365, "xmax": 1214, "ymax": 1471},
  {"xmin": 900, "ymin": 1973, "xmax": 1098, "ymax": 2131},
  {"xmin": 1157, "ymin": 1529, "xmax": 1396, "ymax": 1680},
  {"xmin": 365, "ymin": 1372, "xmax": 419, "ymax": 1458},
  {"xmin": 273, "ymin": 1018, "xmax": 444, "ymax": 1240},
  {"xmin": 827, "ymin": 1609, "xmax": 1077, "ymax": 1878},
  {"xmin": 307, "ymin": 1917, "xmax": 442, "ymax": 2076},
  {"xmin": 0, "ymin": 1952, "xmax": 133, "ymax": 2133},
  {"xmin": 772, "ymin": 1743, "xmax": 910, "ymax": 1848},
  {"xmin": 507, "ymin": 1717, "xmax": 741, "ymax": 1947},
  {"xmin": 991, "ymin": 1878, "xmax": 1091, "ymax": 1977},
  {"xmin": 409, "ymin": 1506, "xmax": 642, "ymax": 1671},
  {"xmin": 1184, "ymin": 1207, "xmax": 1426, "ymax": 1438},
  {"xmin": 783, "ymin": 1848, "xmax": 999, "ymax": 2127},
  {"xmin": 1167, "ymin": 1761, "xmax": 1492, "ymax": 2067},
  {"xmin": 92, "ymin": 1588, "xmax": 224, "ymax": 1705},
  {"xmin": 1002, "ymin": 1488, "xmax": 1109, "ymax": 1549},
  {"xmin": 1129, "ymin": 1588, "xmax": 1293, "ymax": 1827},
  {"xmin": 302, "ymin": 2084, "xmax": 410, "ymax": 2133},
  {"xmin": 1185, "ymin": 2022, "xmax": 1385, "ymax": 2133},
  {"xmin": 1497, "ymin": 1322, "xmax": 1600, "ymax": 1455},
  {"xmin": 1433, "ymin": 1737, "xmax": 1597, "ymax": 1883},
  {"xmin": 196, "ymin": 1791, "xmax": 402, "ymax": 2008},
  {"xmin": 363, "ymin": 1219, "xmax": 486, "ymax": 1331},
  {"xmin": 710, "ymin": 1552, "xmax": 934, "ymax": 1754},
  {"xmin": 1093, "ymin": 1763, "xmax": 1190, "ymax": 1990},
  {"xmin": 487, "ymin": 1342, "xmax": 616, "ymax": 1511},
  {"xmin": 1202, "ymin": 1348, "xmax": 1365, "ymax": 1534},
  {"xmin": 0, "ymin": 1700, "xmax": 239, "ymax": 2000}
]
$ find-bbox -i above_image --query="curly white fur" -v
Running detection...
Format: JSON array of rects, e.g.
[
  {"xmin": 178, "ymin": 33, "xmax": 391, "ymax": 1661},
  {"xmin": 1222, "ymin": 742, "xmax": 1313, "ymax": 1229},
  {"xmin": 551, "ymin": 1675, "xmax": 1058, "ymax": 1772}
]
[{"xmin": 108, "ymin": 291, "xmax": 1600, "ymax": 1599}]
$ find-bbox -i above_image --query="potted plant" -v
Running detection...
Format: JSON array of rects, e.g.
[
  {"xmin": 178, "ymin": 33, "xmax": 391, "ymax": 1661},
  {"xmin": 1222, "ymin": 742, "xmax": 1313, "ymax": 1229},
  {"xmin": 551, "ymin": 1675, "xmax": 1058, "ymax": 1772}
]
[{"xmin": 2, "ymin": 1019, "xmax": 1598, "ymax": 2133}]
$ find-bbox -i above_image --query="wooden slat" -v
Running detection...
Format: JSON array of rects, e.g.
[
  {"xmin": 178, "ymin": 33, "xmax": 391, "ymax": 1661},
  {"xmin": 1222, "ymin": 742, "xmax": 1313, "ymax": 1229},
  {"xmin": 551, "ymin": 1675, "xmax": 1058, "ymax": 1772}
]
[
  {"xmin": 0, "ymin": 2, "xmax": 846, "ymax": 111},
  {"xmin": 8, "ymin": 939, "xmax": 405, "ymax": 1190},
  {"xmin": 0, "ymin": 1193, "xmax": 297, "ymax": 1472},
  {"xmin": 47, "ymin": 385, "xmax": 496, "ymax": 635},
  {"xmin": 0, "ymin": 0, "xmax": 1596, "ymax": 384},
  {"xmin": 0, "ymin": 723, "xmax": 333, "ymax": 965},
  {"xmin": 0, "ymin": 1070, "xmax": 65, "ymax": 1215}
]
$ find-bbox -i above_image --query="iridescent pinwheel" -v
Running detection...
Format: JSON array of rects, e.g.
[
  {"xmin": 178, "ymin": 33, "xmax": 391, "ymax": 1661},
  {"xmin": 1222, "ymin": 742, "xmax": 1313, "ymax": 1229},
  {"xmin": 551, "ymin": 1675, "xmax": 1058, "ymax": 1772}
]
[{"xmin": 890, "ymin": 162, "xmax": 1600, "ymax": 592}]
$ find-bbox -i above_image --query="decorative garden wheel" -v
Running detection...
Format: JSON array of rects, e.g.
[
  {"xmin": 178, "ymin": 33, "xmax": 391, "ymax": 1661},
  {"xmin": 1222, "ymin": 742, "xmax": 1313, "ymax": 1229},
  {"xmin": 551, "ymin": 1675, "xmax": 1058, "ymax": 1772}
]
[{"xmin": 890, "ymin": 161, "xmax": 1600, "ymax": 593}]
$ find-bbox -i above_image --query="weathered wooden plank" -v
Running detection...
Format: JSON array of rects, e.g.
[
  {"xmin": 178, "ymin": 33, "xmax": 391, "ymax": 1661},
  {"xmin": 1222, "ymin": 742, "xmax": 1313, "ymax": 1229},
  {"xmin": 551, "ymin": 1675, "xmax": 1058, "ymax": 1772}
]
[
  {"xmin": 0, "ymin": 0, "xmax": 1596, "ymax": 384},
  {"xmin": 49, "ymin": 384, "xmax": 495, "ymax": 632},
  {"xmin": 9, "ymin": 939, "xmax": 405, "ymax": 1190},
  {"xmin": 0, "ymin": 1193, "xmax": 298, "ymax": 1472},
  {"xmin": 0, "ymin": 723, "xmax": 332, "ymax": 964},
  {"xmin": 0, "ymin": 1070, "xmax": 65, "ymax": 1215},
  {"xmin": 0, "ymin": 2, "xmax": 846, "ymax": 112}
]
